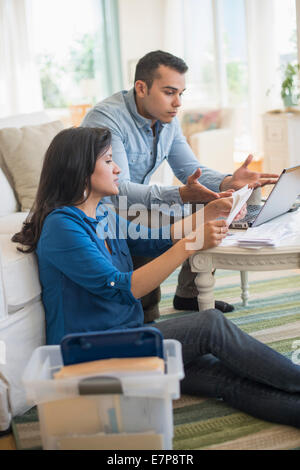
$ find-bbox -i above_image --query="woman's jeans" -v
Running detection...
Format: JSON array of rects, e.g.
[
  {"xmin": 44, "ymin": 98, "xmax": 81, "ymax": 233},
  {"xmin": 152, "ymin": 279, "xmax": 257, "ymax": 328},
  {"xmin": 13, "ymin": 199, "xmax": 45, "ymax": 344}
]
[{"xmin": 155, "ymin": 309, "xmax": 300, "ymax": 428}]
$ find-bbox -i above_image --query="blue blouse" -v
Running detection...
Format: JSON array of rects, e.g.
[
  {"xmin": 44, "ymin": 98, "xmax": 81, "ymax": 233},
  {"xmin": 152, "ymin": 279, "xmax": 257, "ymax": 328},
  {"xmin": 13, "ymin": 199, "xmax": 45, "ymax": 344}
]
[{"xmin": 36, "ymin": 205, "xmax": 173, "ymax": 344}]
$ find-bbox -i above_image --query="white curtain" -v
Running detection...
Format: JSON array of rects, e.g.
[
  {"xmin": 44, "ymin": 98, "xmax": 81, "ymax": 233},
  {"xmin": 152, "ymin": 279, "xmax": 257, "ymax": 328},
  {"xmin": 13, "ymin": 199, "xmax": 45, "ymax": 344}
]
[
  {"xmin": 150, "ymin": 0, "xmax": 185, "ymax": 186},
  {"xmin": 0, "ymin": 0, "xmax": 43, "ymax": 118},
  {"xmin": 162, "ymin": 0, "xmax": 287, "ymax": 156},
  {"xmin": 163, "ymin": 0, "xmax": 185, "ymax": 58},
  {"xmin": 245, "ymin": 0, "xmax": 281, "ymax": 155}
]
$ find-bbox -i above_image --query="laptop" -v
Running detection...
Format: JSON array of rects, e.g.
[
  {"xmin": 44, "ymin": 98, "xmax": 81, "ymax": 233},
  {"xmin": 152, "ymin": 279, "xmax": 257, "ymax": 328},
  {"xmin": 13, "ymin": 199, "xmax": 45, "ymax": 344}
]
[{"xmin": 230, "ymin": 164, "xmax": 300, "ymax": 229}]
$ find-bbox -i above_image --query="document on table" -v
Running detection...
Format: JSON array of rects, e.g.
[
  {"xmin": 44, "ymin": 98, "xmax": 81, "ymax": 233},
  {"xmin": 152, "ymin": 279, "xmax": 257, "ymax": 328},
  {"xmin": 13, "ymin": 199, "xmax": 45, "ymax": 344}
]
[
  {"xmin": 226, "ymin": 185, "xmax": 253, "ymax": 226},
  {"xmin": 221, "ymin": 210, "xmax": 300, "ymax": 249},
  {"xmin": 221, "ymin": 231, "xmax": 278, "ymax": 249}
]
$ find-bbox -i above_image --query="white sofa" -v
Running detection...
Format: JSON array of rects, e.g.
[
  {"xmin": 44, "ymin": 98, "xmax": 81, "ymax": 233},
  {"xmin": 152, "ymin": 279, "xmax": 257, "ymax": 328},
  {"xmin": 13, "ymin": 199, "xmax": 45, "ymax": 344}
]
[{"xmin": 0, "ymin": 112, "xmax": 55, "ymax": 431}]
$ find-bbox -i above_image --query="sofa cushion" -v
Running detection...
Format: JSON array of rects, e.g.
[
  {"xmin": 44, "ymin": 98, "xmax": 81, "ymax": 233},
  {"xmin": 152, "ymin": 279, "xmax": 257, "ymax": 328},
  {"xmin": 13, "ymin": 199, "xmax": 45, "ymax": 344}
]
[
  {"xmin": 0, "ymin": 234, "xmax": 41, "ymax": 313},
  {"xmin": 0, "ymin": 120, "xmax": 64, "ymax": 211},
  {"xmin": 0, "ymin": 168, "xmax": 18, "ymax": 217},
  {"xmin": 0, "ymin": 212, "xmax": 28, "ymax": 235}
]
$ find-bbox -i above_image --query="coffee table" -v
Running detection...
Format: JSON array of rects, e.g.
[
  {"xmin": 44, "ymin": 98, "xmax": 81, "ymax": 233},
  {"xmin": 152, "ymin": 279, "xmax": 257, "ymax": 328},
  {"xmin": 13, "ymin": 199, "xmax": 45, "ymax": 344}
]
[{"xmin": 190, "ymin": 210, "xmax": 300, "ymax": 310}]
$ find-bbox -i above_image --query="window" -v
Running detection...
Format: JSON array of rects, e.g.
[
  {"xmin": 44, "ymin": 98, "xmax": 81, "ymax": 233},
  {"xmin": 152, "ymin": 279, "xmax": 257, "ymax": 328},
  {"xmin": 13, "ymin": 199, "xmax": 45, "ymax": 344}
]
[
  {"xmin": 182, "ymin": 0, "xmax": 250, "ymax": 161},
  {"xmin": 182, "ymin": 0, "xmax": 248, "ymax": 108},
  {"xmin": 182, "ymin": 0, "xmax": 298, "ymax": 160},
  {"xmin": 182, "ymin": 0, "xmax": 218, "ymax": 106},
  {"xmin": 274, "ymin": 0, "xmax": 297, "ymax": 68},
  {"xmin": 218, "ymin": 0, "xmax": 248, "ymax": 107},
  {"xmin": 30, "ymin": 0, "xmax": 122, "ymax": 124}
]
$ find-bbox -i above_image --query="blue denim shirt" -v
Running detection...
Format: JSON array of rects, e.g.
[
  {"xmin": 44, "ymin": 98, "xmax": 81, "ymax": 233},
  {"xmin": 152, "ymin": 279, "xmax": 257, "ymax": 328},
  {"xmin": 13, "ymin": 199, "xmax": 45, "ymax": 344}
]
[
  {"xmin": 82, "ymin": 89, "xmax": 228, "ymax": 208},
  {"xmin": 36, "ymin": 205, "xmax": 173, "ymax": 345}
]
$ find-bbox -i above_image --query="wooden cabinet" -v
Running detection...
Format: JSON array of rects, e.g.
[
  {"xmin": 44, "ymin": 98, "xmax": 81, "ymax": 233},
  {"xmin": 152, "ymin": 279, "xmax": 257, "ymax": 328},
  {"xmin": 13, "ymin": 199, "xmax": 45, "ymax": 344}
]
[{"xmin": 262, "ymin": 112, "xmax": 300, "ymax": 174}]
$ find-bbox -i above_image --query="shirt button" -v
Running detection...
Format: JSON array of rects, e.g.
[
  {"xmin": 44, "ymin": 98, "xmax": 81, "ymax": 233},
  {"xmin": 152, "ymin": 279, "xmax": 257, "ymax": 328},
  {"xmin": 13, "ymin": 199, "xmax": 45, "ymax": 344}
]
[{"xmin": 110, "ymin": 281, "xmax": 115, "ymax": 286}]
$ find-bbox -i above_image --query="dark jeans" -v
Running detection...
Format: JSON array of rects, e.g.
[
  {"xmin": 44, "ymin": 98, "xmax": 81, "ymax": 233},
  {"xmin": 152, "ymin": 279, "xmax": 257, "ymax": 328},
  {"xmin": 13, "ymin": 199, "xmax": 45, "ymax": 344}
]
[
  {"xmin": 155, "ymin": 309, "xmax": 300, "ymax": 428},
  {"xmin": 132, "ymin": 255, "xmax": 161, "ymax": 323}
]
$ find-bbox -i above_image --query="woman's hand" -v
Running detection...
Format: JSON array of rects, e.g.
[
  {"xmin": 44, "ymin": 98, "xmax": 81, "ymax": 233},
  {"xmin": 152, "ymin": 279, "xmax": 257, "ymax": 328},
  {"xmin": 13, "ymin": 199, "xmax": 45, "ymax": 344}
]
[
  {"xmin": 204, "ymin": 197, "xmax": 233, "ymax": 222},
  {"xmin": 183, "ymin": 219, "xmax": 229, "ymax": 255}
]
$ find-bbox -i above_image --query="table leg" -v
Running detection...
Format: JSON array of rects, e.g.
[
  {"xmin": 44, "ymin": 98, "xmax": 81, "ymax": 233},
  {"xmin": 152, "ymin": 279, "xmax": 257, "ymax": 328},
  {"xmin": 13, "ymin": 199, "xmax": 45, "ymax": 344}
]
[
  {"xmin": 194, "ymin": 271, "xmax": 215, "ymax": 311},
  {"xmin": 240, "ymin": 271, "xmax": 249, "ymax": 307}
]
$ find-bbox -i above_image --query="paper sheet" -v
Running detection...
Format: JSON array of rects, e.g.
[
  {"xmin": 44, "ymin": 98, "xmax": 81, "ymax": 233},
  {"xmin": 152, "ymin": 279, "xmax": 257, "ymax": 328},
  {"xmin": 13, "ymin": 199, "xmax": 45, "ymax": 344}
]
[
  {"xmin": 226, "ymin": 185, "xmax": 253, "ymax": 226},
  {"xmin": 221, "ymin": 209, "xmax": 300, "ymax": 248}
]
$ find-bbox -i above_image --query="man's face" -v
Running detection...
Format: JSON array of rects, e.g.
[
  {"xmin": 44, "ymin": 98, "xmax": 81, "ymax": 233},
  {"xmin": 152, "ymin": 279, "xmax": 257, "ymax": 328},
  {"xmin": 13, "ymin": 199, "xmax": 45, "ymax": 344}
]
[{"xmin": 136, "ymin": 65, "xmax": 186, "ymax": 124}]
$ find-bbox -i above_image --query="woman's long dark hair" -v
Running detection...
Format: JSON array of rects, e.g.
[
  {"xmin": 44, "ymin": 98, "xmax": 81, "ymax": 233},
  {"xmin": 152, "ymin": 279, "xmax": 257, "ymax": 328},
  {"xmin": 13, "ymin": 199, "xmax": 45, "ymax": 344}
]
[{"xmin": 12, "ymin": 126, "xmax": 112, "ymax": 253}]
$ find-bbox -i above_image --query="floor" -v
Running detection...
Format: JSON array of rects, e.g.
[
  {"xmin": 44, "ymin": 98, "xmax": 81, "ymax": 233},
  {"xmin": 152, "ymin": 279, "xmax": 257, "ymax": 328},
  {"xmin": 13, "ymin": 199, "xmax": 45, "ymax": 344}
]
[{"xmin": 0, "ymin": 433, "xmax": 16, "ymax": 450}]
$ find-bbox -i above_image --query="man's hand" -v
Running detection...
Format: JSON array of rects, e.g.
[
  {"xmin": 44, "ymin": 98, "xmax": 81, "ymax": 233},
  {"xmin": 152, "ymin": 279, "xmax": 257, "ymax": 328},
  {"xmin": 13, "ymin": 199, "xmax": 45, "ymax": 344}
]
[
  {"xmin": 179, "ymin": 168, "xmax": 234, "ymax": 203},
  {"xmin": 220, "ymin": 155, "xmax": 279, "ymax": 191},
  {"xmin": 204, "ymin": 197, "xmax": 233, "ymax": 222}
]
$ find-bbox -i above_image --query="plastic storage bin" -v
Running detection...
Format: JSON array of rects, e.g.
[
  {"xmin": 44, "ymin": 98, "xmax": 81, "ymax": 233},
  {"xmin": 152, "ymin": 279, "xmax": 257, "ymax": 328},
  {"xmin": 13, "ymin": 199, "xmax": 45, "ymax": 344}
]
[{"xmin": 22, "ymin": 339, "xmax": 184, "ymax": 450}]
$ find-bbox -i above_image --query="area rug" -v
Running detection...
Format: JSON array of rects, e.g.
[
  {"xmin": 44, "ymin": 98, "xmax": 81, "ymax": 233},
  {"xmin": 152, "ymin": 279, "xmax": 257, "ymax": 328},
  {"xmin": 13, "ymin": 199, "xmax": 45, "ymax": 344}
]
[{"xmin": 12, "ymin": 268, "xmax": 300, "ymax": 450}]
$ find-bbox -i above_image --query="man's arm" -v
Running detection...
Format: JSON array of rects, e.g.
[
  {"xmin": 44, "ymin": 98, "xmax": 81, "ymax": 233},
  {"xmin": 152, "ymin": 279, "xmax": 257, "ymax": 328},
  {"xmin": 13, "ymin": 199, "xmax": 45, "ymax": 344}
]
[
  {"xmin": 167, "ymin": 118, "xmax": 231, "ymax": 192},
  {"xmin": 167, "ymin": 120, "xmax": 278, "ymax": 197},
  {"xmin": 82, "ymin": 109, "xmax": 232, "ymax": 206}
]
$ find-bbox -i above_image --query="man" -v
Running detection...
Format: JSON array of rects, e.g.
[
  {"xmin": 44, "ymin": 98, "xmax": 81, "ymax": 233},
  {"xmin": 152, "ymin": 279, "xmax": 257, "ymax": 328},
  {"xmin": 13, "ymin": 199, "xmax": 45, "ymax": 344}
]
[{"xmin": 82, "ymin": 50, "xmax": 278, "ymax": 322}]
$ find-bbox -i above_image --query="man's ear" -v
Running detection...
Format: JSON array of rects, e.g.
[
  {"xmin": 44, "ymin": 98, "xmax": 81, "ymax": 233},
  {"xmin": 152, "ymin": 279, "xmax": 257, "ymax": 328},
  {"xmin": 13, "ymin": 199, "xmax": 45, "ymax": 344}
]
[{"xmin": 135, "ymin": 80, "xmax": 148, "ymax": 98}]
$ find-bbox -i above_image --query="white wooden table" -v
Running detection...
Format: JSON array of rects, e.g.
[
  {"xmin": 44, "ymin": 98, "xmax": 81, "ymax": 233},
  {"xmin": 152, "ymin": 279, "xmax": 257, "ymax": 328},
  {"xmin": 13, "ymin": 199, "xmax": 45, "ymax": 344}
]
[{"xmin": 190, "ymin": 210, "xmax": 300, "ymax": 310}]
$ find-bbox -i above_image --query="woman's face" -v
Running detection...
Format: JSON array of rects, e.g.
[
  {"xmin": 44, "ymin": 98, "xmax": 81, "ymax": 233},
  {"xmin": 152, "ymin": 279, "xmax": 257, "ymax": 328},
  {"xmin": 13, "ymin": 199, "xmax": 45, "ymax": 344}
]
[{"xmin": 90, "ymin": 146, "xmax": 120, "ymax": 198}]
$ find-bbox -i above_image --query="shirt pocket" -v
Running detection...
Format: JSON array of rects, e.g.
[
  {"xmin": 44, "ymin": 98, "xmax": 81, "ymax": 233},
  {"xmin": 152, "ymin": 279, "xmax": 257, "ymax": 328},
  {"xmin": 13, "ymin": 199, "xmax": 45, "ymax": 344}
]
[
  {"xmin": 127, "ymin": 152, "xmax": 149, "ymax": 183},
  {"xmin": 112, "ymin": 242, "xmax": 133, "ymax": 272}
]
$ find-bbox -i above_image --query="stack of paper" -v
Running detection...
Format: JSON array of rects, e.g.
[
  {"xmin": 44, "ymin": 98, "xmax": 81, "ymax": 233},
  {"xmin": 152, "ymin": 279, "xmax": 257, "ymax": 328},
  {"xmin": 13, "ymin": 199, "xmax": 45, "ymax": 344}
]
[
  {"xmin": 237, "ymin": 237, "xmax": 276, "ymax": 248},
  {"xmin": 226, "ymin": 185, "xmax": 253, "ymax": 226}
]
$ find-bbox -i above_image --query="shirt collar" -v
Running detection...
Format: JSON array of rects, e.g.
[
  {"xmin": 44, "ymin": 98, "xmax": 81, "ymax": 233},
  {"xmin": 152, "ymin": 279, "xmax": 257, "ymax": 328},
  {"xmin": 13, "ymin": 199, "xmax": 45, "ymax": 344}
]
[
  {"xmin": 124, "ymin": 88, "xmax": 166, "ymax": 131},
  {"xmin": 70, "ymin": 205, "xmax": 105, "ymax": 224}
]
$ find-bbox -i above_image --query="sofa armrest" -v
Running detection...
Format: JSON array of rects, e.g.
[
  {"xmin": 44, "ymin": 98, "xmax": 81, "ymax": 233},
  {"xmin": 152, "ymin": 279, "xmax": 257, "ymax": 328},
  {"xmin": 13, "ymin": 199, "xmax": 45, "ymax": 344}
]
[{"xmin": 189, "ymin": 128, "xmax": 234, "ymax": 174}]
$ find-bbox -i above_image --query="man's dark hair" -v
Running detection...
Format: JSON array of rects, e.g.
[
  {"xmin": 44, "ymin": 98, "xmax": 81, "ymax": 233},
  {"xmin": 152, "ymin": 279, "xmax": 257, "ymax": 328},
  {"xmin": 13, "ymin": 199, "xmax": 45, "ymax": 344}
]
[{"xmin": 134, "ymin": 50, "xmax": 188, "ymax": 89}]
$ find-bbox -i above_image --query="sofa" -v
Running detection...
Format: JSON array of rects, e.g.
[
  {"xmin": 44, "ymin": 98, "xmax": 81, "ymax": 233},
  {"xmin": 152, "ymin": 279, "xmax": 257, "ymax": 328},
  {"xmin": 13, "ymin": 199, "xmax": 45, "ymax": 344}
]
[{"xmin": 0, "ymin": 111, "xmax": 65, "ymax": 431}]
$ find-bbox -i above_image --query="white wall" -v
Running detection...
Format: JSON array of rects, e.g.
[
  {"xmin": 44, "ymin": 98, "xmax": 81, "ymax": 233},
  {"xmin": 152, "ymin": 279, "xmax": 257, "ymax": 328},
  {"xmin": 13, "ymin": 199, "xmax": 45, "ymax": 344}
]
[{"xmin": 118, "ymin": 0, "xmax": 165, "ymax": 89}]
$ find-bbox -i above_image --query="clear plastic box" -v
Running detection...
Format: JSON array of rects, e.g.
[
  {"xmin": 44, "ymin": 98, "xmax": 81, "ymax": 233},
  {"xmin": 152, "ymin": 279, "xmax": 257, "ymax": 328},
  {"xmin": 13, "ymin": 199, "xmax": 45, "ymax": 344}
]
[{"xmin": 22, "ymin": 339, "xmax": 184, "ymax": 450}]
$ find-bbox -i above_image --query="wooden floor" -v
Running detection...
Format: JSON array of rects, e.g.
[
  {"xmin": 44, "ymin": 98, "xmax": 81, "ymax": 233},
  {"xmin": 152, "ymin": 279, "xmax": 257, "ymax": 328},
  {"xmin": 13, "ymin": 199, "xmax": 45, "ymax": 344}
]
[{"xmin": 0, "ymin": 433, "xmax": 16, "ymax": 450}]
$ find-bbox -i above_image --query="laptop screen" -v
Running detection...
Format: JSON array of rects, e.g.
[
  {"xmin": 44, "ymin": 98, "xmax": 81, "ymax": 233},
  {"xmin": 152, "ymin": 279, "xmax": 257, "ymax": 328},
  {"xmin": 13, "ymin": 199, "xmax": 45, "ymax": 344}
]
[{"xmin": 252, "ymin": 165, "xmax": 300, "ymax": 227}]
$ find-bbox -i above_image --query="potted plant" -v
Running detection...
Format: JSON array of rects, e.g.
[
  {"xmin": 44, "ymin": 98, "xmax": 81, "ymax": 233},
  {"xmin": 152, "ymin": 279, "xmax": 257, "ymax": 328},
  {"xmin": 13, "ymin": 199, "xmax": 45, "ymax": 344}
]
[{"xmin": 281, "ymin": 62, "xmax": 300, "ymax": 108}]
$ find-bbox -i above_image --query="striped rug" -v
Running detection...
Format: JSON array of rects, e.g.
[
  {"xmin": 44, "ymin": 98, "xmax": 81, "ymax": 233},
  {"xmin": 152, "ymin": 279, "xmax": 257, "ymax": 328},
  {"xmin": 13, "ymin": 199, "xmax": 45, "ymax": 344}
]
[
  {"xmin": 11, "ymin": 268, "xmax": 300, "ymax": 450},
  {"xmin": 159, "ymin": 267, "xmax": 300, "ymax": 450}
]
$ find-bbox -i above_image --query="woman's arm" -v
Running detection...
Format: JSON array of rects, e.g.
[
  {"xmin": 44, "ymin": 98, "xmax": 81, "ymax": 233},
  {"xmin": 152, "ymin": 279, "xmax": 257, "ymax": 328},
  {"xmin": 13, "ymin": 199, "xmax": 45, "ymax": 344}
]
[
  {"xmin": 170, "ymin": 197, "xmax": 233, "ymax": 243},
  {"xmin": 131, "ymin": 219, "xmax": 228, "ymax": 299},
  {"xmin": 130, "ymin": 197, "xmax": 235, "ymax": 299}
]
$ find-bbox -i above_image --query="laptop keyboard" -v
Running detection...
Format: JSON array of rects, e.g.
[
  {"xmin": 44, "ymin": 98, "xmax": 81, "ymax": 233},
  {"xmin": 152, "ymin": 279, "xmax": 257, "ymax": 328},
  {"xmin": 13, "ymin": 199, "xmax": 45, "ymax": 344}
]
[{"xmin": 237, "ymin": 204, "xmax": 262, "ymax": 223}]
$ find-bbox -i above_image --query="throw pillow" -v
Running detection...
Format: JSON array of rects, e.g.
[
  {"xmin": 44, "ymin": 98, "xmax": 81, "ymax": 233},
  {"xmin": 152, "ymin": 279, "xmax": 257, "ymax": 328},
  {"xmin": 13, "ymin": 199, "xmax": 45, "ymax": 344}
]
[
  {"xmin": 181, "ymin": 109, "xmax": 222, "ymax": 144},
  {"xmin": 0, "ymin": 121, "xmax": 64, "ymax": 211}
]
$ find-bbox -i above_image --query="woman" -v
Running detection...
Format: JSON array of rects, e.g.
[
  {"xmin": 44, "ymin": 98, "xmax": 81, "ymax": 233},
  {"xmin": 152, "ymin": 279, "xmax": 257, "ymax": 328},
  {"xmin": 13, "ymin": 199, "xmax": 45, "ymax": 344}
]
[{"xmin": 13, "ymin": 127, "xmax": 300, "ymax": 429}]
